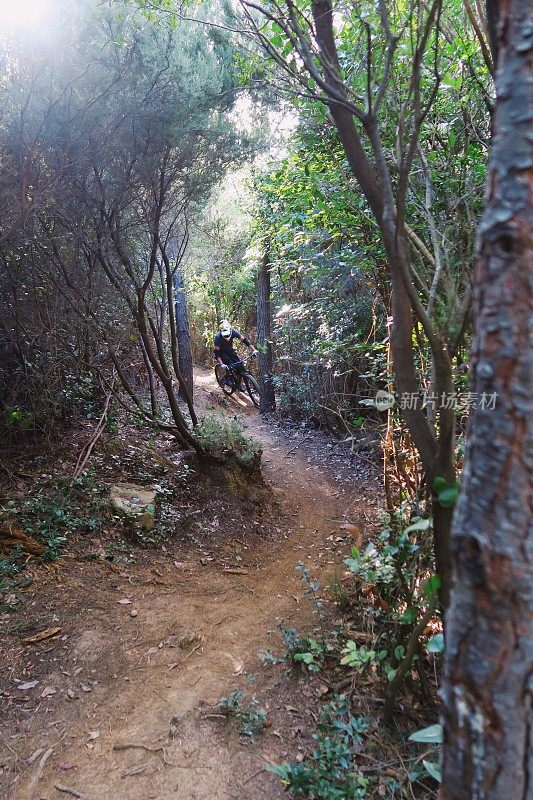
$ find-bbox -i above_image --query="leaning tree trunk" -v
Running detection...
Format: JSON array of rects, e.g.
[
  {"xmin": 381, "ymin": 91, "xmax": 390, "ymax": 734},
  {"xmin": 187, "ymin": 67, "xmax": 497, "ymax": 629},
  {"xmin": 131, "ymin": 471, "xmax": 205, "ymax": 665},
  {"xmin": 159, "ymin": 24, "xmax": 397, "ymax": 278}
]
[
  {"xmin": 256, "ymin": 247, "xmax": 276, "ymax": 413},
  {"xmin": 441, "ymin": 2, "xmax": 533, "ymax": 797},
  {"xmin": 173, "ymin": 268, "xmax": 194, "ymax": 402}
]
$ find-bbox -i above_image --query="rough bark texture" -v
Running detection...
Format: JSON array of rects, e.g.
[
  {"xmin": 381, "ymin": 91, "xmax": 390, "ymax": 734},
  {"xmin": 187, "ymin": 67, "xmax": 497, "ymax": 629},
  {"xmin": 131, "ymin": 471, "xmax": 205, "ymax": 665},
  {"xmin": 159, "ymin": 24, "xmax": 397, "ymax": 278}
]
[
  {"xmin": 441, "ymin": 2, "xmax": 533, "ymax": 797},
  {"xmin": 173, "ymin": 268, "xmax": 194, "ymax": 402},
  {"xmin": 256, "ymin": 248, "xmax": 276, "ymax": 413}
]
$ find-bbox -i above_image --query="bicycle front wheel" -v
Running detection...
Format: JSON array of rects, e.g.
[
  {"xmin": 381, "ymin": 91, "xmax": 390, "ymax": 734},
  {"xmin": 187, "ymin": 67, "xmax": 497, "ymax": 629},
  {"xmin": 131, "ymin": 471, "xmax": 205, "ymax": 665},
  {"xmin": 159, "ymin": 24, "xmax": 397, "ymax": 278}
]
[
  {"xmin": 215, "ymin": 365, "xmax": 234, "ymax": 396},
  {"xmin": 244, "ymin": 374, "xmax": 260, "ymax": 408}
]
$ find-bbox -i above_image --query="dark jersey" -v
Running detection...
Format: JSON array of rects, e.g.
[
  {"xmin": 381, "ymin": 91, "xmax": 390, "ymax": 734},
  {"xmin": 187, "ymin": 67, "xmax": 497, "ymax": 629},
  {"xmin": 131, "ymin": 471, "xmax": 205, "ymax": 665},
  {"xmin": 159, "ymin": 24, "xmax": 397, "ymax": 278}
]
[{"xmin": 213, "ymin": 328, "xmax": 250, "ymax": 359}]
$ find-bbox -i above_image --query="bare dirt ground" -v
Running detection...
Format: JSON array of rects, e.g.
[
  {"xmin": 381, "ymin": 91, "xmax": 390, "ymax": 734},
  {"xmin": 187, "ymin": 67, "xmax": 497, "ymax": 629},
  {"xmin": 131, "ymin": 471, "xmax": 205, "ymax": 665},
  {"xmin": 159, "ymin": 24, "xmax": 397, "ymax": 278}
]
[{"xmin": 1, "ymin": 368, "xmax": 381, "ymax": 800}]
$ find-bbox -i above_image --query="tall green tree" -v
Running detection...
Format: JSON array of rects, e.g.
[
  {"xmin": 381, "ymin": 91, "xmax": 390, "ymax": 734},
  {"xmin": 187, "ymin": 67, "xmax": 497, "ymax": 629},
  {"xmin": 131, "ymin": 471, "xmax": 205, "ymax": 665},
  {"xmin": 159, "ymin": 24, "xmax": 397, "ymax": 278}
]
[{"xmin": 240, "ymin": 0, "xmax": 490, "ymax": 608}]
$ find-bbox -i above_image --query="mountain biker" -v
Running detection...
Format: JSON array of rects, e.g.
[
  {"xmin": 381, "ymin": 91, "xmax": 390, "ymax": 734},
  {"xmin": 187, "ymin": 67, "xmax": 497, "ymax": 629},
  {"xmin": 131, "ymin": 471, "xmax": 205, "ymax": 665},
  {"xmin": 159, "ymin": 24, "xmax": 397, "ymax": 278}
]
[{"xmin": 214, "ymin": 320, "xmax": 258, "ymax": 386}]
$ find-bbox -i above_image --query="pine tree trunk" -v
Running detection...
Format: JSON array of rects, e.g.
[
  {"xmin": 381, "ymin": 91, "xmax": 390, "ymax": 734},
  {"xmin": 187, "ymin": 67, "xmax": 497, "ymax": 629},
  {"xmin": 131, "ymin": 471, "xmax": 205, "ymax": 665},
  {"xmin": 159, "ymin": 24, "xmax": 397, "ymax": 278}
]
[
  {"xmin": 441, "ymin": 2, "xmax": 533, "ymax": 796},
  {"xmin": 173, "ymin": 268, "xmax": 193, "ymax": 402},
  {"xmin": 256, "ymin": 247, "xmax": 276, "ymax": 413}
]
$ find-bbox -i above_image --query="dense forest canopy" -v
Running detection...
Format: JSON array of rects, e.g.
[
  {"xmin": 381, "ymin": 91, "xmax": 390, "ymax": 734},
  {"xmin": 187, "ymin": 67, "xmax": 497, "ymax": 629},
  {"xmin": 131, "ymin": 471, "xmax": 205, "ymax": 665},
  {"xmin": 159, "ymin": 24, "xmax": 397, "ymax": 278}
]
[{"xmin": 0, "ymin": 0, "xmax": 253, "ymax": 443}]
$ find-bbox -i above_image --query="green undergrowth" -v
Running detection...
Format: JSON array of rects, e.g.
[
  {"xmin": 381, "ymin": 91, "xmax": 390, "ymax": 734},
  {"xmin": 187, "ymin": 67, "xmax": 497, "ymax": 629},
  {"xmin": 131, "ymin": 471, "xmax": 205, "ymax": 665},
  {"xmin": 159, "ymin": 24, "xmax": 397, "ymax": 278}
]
[
  {"xmin": 261, "ymin": 524, "xmax": 444, "ymax": 799},
  {"xmin": 0, "ymin": 552, "xmax": 24, "ymax": 590},
  {"xmin": 217, "ymin": 690, "xmax": 268, "ymax": 737},
  {"xmin": 0, "ymin": 465, "xmax": 168, "ymax": 583},
  {"xmin": 1, "ymin": 470, "xmax": 105, "ymax": 565},
  {"xmin": 269, "ymin": 698, "xmax": 371, "ymax": 800},
  {"xmin": 195, "ymin": 415, "xmax": 262, "ymax": 470}
]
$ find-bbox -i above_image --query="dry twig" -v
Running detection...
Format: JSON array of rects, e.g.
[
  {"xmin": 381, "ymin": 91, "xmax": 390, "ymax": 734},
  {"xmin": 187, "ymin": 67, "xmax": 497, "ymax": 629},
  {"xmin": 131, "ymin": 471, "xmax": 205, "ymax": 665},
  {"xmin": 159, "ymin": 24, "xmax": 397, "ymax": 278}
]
[
  {"xmin": 54, "ymin": 785, "xmax": 85, "ymax": 799},
  {"xmin": 71, "ymin": 386, "xmax": 114, "ymax": 481}
]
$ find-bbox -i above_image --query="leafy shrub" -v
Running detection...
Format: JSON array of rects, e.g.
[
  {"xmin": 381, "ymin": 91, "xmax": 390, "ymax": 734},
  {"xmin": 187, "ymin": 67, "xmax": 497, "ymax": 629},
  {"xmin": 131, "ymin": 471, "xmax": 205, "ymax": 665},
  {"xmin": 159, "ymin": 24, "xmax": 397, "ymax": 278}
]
[
  {"xmin": 1, "ymin": 472, "xmax": 104, "ymax": 561},
  {"xmin": 261, "ymin": 565, "xmax": 333, "ymax": 672},
  {"xmin": 409, "ymin": 723, "xmax": 443, "ymax": 783},
  {"xmin": 3, "ymin": 405, "xmax": 34, "ymax": 432},
  {"xmin": 195, "ymin": 415, "xmax": 262, "ymax": 469},
  {"xmin": 268, "ymin": 698, "xmax": 370, "ymax": 799},
  {"xmin": 341, "ymin": 515, "xmax": 444, "ymax": 701},
  {"xmin": 261, "ymin": 625, "xmax": 328, "ymax": 673},
  {"xmin": 339, "ymin": 642, "xmax": 386, "ymax": 671},
  {"xmin": 262, "ymin": 556, "xmax": 444, "ymax": 798},
  {"xmin": 217, "ymin": 690, "xmax": 268, "ymax": 736},
  {"xmin": 343, "ymin": 516, "xmax": 438, "ymax": 619},
  {"xmin": 60, "ymin": 373, "xmax": 101, "ymax": 419},
  {"xmin": 0, "ymin": 551, "xmax": 23, "ymax": 591}
]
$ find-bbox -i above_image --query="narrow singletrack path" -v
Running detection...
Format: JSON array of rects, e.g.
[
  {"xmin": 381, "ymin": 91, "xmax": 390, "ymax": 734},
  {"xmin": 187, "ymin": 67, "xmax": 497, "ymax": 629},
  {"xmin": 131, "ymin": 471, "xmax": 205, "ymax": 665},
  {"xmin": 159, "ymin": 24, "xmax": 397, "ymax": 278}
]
[{"xmin": 2, "ymin": 369, "xmax": 379, "ymax": 800}]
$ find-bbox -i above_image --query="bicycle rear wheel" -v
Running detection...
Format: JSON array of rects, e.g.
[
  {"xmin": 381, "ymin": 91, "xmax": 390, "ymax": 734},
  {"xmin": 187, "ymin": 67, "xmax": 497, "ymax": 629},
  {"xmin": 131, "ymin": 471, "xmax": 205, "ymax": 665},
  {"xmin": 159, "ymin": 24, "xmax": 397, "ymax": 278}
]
[
  {"xmin": 244, "ymin": 373, "xmax": 260, "ymax": 408},
  {"xmin": 215, "ymin": 365, "xmax": 234, "ymax": 396}
]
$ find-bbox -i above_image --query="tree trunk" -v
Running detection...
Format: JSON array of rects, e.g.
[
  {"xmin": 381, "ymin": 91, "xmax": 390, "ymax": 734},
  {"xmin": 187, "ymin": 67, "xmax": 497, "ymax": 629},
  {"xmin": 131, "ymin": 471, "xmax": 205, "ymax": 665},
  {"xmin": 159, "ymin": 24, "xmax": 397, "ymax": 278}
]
[
  {"xmin": 173, "ymin": 268, "xmax": 194, "ymax": 402},
  {"xmin": 256, "ymin": 247, "xmax": 276, "ymax": 413},
  {"xmin": 485, "ymin": 0, "xmax": 500, "ymax": 67},
  {"xmin": 441, "ymin": 2, "xmax": 533, "ymax": 797},
  {"xmin": 139, "ymin": 335, "xmax": 159, "ymax": 417}
]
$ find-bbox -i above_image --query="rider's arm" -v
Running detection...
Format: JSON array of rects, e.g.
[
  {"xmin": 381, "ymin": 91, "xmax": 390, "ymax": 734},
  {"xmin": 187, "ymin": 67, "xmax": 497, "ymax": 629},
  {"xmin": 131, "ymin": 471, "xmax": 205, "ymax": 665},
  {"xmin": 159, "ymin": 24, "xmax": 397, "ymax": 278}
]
[
  {"xmin": 233, "ymin": 329, "xmax": 256, "ymax": 351},
  {"xmin": 213, "ymin": 336, "xmax": 224, "ymax": 366}
]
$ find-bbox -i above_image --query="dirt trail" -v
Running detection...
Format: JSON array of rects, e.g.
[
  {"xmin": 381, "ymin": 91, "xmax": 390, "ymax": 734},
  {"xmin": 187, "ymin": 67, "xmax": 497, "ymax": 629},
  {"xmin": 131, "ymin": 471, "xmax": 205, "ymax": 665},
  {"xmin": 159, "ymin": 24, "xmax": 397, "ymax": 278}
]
[{"xmin": 2, "ymin": 369, "xmax": 379, "ymax": 800}]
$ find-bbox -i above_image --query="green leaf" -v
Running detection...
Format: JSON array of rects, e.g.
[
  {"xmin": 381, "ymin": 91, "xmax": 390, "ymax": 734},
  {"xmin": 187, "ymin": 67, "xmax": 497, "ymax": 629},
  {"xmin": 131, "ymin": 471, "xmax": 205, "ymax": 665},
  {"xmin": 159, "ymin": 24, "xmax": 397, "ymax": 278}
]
[
  {"xmin": 426, "ymin": 633, "xmax": 445, "ymax": 654},
  {"xmin": 409, "ymin": 723, "xmax": 443, "ymax": 744},
  {"xmin": 432, "ymin": 477, "xmax": 448, "ymax": 493},
  {"xmin": 394, "ymin": 645, "xmax": 405, "ymax": 660},
  {"xmin": 399, "ymin": 606, "xmax": 417, "ymax": 624},
  {"xmin": 423, "ymin": 574, "xmax": 442, "ymax": 597},
  {"xmin": 404, "ymin": 517, "xmax": 431, "ymax": 535},
  {"xmin": 266, "ymin": 762, "xmax": 291, "ymax": 782},
  {"xmin": 432, "ymin": 477, "xmax": 460, "ymax": 508},
  {"xmin": 437, "ymin": 485, "xmax": 460, "ymax": 507},
  {"xmin": 294, "ymin": 652, "xmax": 314, "ymax": 664},
  {"xmin": 343, "ymin": 556, "xmax": 360, "ymax": 572},
  {"xmin": 422, "ymin": 759, "xmax": 442, "ymax": 782}
]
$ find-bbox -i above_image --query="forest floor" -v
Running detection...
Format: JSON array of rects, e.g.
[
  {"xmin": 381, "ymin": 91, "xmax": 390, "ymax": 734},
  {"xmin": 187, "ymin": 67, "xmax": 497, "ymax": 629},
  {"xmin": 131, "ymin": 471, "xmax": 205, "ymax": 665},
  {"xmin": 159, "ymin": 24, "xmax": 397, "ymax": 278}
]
[{"xmin": 0, "ymin": 367, "xmax": 383, "ymax": 800}]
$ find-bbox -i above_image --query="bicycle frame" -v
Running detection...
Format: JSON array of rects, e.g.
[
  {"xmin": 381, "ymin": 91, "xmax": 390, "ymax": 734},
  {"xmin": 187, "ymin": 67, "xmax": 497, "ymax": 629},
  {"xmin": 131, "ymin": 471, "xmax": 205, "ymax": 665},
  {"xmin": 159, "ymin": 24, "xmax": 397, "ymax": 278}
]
[
  {"xmin": 226, "ymin": 354, "xmax": 256, "ymax": 369},
  {"xmin": 214, "ymin": 353, "xmax": 260, "ymax": 408}
]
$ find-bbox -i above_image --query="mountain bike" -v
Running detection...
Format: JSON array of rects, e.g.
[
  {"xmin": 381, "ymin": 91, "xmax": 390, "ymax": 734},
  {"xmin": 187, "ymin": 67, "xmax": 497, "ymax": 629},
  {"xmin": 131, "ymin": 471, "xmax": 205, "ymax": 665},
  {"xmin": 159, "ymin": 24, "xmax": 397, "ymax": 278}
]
[{"xmin": 214, "ymin": 354, "xmax": 261, "ymax": 408}]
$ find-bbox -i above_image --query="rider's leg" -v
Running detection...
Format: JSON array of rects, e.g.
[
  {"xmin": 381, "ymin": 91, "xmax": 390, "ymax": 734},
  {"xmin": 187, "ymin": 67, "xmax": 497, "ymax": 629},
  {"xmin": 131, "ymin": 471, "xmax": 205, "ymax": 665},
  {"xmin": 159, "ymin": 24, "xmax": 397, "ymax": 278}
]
[
  {"xmin": 225, "ymin": 351, "xmax": 244, "ymax": 388},
  {"xmin": 220, "ymin": 353, "xmax": 237, "ymax": 386},
  {"xmin": 235, "ymin": 362, "xmax": 246, "ymax": 390}
]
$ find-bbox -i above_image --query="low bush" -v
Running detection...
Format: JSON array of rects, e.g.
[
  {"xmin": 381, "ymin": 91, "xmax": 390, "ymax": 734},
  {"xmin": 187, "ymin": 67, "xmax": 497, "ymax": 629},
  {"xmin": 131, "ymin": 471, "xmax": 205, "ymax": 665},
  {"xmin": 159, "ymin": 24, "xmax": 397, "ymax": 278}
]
[
  {"xmin": 268, "ymin": 698, "xmax": 370, "ymax": 800},
  {"xmin": 0, "ymin": 470, "xmax": 105, "ymax": 562},
  {"xmin": 195, "ymin": 415, "xmax": 262, "ymax": 470},
  {"xmin": 217, "ymin": 690, "xmax": 268, "ymax": 736}
]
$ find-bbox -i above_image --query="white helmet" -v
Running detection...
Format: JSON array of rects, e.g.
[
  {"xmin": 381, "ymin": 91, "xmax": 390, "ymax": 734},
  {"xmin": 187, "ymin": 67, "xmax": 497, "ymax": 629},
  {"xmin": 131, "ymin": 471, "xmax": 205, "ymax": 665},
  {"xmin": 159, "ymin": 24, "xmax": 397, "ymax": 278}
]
[{"xmin": 219, "ymin": 320, "xmax": 232, "ymax": 339}]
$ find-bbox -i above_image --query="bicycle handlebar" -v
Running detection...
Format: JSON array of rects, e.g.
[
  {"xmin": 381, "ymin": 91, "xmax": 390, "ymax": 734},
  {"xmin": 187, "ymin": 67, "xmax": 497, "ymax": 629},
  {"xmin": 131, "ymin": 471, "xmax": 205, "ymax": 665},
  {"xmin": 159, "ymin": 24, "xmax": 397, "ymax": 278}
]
[{"xmin": 220, "ymin": 353, "xmax": 258, "ymax": 369}]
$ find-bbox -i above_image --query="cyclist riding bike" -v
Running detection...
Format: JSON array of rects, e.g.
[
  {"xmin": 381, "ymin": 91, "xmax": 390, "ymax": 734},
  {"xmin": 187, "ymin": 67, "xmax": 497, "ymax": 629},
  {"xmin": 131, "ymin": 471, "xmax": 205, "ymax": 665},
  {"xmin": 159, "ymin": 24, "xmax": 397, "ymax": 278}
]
[{"xmin": 214, "ymin": 320, "xmax": 258, "ymax": 390}]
